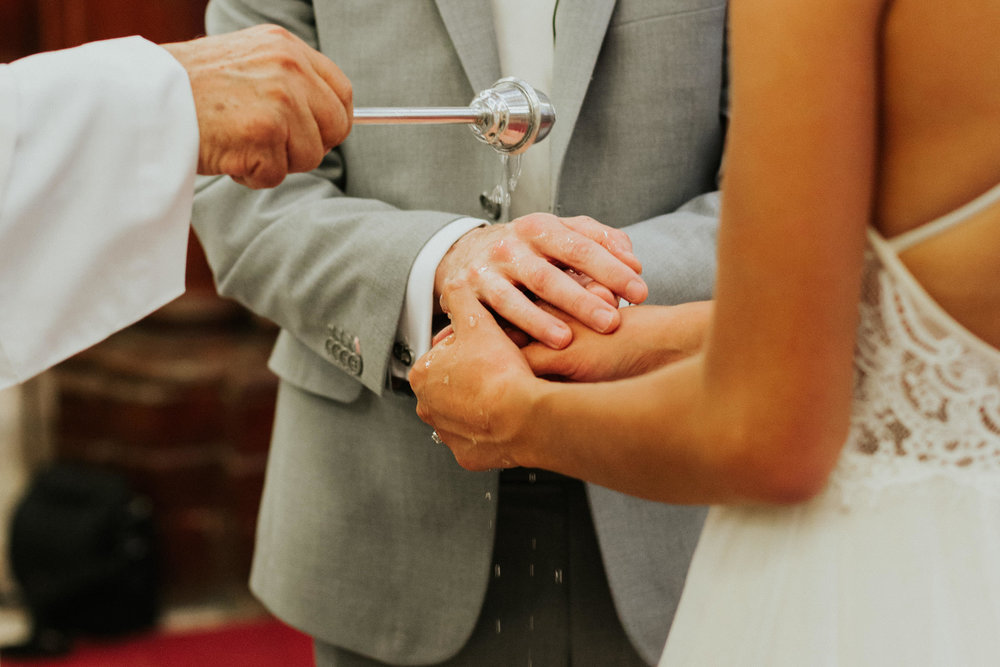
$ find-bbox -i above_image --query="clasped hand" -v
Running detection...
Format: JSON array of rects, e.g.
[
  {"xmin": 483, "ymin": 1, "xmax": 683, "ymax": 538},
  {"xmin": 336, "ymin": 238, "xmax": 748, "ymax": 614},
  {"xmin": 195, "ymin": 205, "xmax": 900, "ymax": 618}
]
[
  {"xmin": 412, "ymin": 282, "xmax": 713, "ymax": 471},
  {"xmin": 434, "ymin": 213, "xmax": 647, "ymax": 349},
  {"xmin": 413, "ymin": 208, "xmax": 712, "ymax": 471}
]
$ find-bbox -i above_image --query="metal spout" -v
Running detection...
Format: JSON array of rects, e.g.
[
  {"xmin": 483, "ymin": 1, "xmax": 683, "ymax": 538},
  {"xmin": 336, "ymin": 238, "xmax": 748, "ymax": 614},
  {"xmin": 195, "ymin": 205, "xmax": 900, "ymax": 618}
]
[{"xmin": 352, "ymin": 77, "xmax": 555, "ymax": 154}]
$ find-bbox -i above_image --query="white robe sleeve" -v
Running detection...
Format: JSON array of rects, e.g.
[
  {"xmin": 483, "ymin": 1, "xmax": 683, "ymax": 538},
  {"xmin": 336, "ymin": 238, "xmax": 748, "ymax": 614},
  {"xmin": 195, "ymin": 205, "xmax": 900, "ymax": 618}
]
[{"xmin": 0, "ymin": 36, "xmax": 199, "ymax": 390}]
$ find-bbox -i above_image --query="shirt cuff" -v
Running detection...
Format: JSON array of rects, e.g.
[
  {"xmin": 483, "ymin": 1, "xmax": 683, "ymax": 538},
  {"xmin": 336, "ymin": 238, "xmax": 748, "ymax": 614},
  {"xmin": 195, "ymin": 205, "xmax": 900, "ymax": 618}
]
[{"xmin": 390, "ymin": 217, "xmax": 487, "ymax": 380}]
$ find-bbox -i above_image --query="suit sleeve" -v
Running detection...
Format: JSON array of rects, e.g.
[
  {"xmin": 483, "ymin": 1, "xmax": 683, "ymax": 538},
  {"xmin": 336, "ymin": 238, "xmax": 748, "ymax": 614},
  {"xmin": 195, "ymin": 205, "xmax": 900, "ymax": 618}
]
[
  {"xmin": 0, "ymin": 37, "xmax": 197, "ymax": 390},
  {"xmin": 629, "ymin": 27, "xmax": 727, "ymax": 309},
  {"xmin": 624, "ymin": 191, "xmax": 720, "ymax": 307},
  {"xmin": 194, "ymin": 0, "xmax": 465, "ymax": 396}
]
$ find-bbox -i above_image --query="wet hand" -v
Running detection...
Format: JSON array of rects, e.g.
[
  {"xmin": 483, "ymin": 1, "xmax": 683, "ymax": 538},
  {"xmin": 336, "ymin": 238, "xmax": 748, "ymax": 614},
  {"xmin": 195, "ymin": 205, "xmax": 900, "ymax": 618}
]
[
  {"xmin": 429, "ymin": 268, "xmax": 617, "ymax": 348},
  {"xmin": 411, "ymin": 286, "xmax": 539, "ymax": 472},
  {"xmin": 163, "ymin": 24, "xmax": 353, "ymax": 189},
  {"xmin": 434, "ymin": 213, "xmax": 648, "ymax": 349}
]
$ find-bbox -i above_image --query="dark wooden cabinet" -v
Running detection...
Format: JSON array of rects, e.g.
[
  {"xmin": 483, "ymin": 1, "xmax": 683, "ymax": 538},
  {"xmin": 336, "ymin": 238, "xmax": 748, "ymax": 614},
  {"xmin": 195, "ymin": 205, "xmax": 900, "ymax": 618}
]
[
  {"xmin": 37, "ymin": 0, "xmax": 209, "ymax": 49},
  {"xmin": 0, "ymin": 0, "xmax": 40, "ymax": 63},
  {"xmin": 2, "ymin": 0, "xmax": 209, "ymax": 63}
]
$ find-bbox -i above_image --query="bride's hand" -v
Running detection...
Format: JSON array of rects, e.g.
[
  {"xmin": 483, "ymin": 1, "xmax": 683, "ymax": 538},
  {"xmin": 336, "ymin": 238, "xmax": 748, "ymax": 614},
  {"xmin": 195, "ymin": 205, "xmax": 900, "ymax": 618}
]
[
  {"xmin": 525, "ymin": 301, "xmax": 714, "ymax": 382},
  {"xmin": 410, "ymin": 287, "xmax": 540, "ymax": 471}
]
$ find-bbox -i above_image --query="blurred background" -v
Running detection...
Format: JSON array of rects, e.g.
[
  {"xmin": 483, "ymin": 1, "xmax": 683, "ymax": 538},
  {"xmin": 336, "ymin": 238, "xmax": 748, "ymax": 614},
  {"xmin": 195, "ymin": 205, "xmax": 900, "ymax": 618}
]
[{"xmin": 0, "ymin": 1, "xmax": 300, "ymax": 663}]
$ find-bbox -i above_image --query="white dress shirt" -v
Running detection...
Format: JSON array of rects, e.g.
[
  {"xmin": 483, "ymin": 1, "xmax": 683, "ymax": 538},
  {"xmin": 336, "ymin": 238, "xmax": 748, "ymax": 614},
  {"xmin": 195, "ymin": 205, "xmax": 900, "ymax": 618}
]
[
  {"xmin": 393, "ymin": 1, "xmax": 556, "ymax": 378},
  {"xmin": 0, "ymin": 37, "xmax": 198, "ymax": 390},
  {"xmin": 491, "ymin": 0, "xmax": 555, "ymax": 219}
]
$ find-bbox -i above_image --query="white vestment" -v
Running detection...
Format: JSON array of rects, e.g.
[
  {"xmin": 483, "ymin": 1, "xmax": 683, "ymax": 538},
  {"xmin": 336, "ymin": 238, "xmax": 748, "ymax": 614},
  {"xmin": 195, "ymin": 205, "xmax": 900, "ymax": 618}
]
[{"xmin": 0, "ymin": 37, "xmax": 198, "ymax": 390}]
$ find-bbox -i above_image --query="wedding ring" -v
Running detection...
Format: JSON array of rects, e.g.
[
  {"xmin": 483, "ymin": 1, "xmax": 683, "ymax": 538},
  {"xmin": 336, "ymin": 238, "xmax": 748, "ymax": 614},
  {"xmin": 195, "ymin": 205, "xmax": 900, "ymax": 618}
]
[{"xmin": 431, "ymin": 430, "xmax": 444, "ymax": 444}]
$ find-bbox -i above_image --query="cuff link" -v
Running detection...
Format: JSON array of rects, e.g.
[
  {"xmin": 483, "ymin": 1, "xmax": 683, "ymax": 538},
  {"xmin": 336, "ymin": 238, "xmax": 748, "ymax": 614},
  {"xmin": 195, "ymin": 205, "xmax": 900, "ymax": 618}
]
[{"xmin": 392, "ymin": 342, "xmax": 414, "ymax": 367}]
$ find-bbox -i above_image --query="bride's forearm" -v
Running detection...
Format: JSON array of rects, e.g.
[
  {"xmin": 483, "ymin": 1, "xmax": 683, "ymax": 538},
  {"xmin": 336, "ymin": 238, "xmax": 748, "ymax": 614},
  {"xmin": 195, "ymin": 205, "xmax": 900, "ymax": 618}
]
[
  {"xmin": 513, "ymin": 356, "xmax": 733, "ymax": 503},
  {"xmin": 513, "ymin": 352, "xmax": 844, "ymax": 506}
]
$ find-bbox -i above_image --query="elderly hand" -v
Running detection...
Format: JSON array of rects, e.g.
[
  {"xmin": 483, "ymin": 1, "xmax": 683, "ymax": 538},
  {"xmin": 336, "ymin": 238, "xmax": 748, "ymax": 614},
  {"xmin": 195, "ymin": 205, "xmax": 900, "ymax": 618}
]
[
  {"xmin": 435, "ymin": 213, "xmax": 648, "ymax": 349},
  {"xmin": 524, "ymin": 301, "xmax": 714, "ymax": 382},
  {"xmin": 411, "ymin": 286, "xmax": 540, "ymax": 472},
  {"xmin": 162, "ymin": 24, "xmax": 352, "ymax": 189}
]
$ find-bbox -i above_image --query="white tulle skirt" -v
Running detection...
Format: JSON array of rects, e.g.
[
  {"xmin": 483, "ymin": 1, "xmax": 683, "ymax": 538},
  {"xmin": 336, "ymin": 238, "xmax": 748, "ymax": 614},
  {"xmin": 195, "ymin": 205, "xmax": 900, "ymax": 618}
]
[{"xmin": 659, "ymin": 477, "xmax": 1000, "ymax": 666}]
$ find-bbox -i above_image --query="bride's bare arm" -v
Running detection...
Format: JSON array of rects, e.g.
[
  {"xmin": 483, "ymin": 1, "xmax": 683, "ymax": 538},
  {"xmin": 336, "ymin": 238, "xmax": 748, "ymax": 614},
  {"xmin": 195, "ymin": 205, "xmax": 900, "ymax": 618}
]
[{"xmin": 411, "ymin": 0, "xmax": 886, "ymax": 505}]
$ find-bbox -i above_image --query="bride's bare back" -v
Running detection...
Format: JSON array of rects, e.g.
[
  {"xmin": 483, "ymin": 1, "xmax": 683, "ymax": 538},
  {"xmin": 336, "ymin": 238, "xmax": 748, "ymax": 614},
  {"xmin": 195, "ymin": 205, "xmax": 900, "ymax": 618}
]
[{"xmin": 878, "ymin": 0, "xmax": 1000, "ymax": 345}]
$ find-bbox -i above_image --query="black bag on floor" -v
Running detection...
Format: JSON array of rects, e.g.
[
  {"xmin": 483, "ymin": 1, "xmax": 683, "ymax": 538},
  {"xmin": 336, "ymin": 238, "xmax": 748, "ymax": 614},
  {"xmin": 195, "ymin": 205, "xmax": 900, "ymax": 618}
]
[{"xmin": 3, "ymin": 462, "xmax": 160, "ymax": 657}]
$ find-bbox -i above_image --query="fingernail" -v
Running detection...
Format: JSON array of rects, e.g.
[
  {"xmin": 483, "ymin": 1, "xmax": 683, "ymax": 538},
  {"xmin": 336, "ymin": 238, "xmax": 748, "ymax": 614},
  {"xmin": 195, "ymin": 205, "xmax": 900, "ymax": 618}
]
[
  {"xmin": 625, "ymin": 279, "xmax": 647, "ymax": 304},
  {"xmin": 593, "ymin": 308, "xmax": 615, "ymax": 333},
  {"xmin": 549, "ymin": 324, "xmax": 571, "ymax": 348}
]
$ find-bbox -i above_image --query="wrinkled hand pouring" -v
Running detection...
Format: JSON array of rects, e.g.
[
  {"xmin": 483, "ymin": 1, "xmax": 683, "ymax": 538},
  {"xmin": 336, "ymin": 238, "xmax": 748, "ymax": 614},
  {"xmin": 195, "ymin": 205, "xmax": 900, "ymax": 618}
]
[{"xmin": 164, "ymin": 24, "xmax": 353, "ymax": 189}]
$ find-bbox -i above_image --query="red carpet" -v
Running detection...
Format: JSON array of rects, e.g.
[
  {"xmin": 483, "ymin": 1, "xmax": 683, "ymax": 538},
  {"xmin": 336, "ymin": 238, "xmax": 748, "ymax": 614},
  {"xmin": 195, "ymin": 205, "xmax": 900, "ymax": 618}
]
[{"xmin": 2, "ymin": 617, "xmax": 313, "ymax": 667}]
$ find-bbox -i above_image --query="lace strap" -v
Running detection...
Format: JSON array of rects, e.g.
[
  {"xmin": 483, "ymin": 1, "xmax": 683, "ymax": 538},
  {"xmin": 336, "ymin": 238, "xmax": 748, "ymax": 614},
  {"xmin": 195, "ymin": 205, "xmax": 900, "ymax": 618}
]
[
  {"xmin": 866, "ymin": 228, "xmax": 1000, "ymax": 365},
  {"xmin": 887, "ymin": 181, "xmax": 1000, "ymax": 253}
]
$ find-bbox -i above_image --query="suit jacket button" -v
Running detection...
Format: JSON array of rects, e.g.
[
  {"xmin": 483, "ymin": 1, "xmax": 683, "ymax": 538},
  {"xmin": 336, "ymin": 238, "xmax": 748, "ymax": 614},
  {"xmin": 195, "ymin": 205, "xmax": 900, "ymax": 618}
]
[{"xmin": 347, "ymin": 354, "xmax": 363, "ymax": 376}]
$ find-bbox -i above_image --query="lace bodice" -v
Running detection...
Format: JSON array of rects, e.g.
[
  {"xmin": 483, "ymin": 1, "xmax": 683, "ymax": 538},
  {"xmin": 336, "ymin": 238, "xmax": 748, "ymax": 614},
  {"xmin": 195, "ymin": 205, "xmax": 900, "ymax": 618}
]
[{"xmin": 833, "ymin": 229, "xmax": 1000, "ymax": 497}]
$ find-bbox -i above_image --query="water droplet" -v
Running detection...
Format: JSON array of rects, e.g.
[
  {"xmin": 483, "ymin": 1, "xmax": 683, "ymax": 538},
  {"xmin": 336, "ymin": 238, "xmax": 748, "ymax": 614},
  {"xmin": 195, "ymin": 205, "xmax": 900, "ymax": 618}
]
[
  {"xmin": 494, "ymin": 563, "xmax": 501, "ymax": 578},
  {"xmin": 482, "ymin": 151, "xmax": 523, "ymax": 223},
  {"xmin": 507, "ymin": 153, "xmax": 522, "ymax": 193},
  {"xmin": 442, "ymin": 374, "xmax": 449, "ymax": 385},
  {"xmin": 468, "ymin": 315, "xmax": 478, "ymax": 328},
  {"xmin": 554, "ymin": 568, "xmax": 564, "ymax": 584},
  {"xmin": 528, "ymin": 472, "xmax": 536, "ymax": 484},
  {"xmin": 484, "ymin": 491, "xmax": 492, "ymax": 502},
  {"xmin": 495, "ymin": 618, "xmax": 502, "ymax": 634}
]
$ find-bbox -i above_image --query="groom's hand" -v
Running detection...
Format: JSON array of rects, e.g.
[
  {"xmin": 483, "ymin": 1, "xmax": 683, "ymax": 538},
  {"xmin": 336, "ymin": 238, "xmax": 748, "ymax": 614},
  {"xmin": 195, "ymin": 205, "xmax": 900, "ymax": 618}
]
[{"xmin": 434, "ymin": 213, "xmax": 648, "ymax": 349}]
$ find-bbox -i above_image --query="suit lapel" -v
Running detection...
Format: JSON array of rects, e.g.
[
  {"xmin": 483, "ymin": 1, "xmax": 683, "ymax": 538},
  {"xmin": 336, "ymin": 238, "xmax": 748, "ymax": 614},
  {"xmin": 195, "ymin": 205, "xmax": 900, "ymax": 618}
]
[
  {"xmin": 434, "ymin": 0, "xmax": 502, "ymax": 95},
  {"xmin": 550, "ymin": 0, "xmax": 616, "ymax": 189}
]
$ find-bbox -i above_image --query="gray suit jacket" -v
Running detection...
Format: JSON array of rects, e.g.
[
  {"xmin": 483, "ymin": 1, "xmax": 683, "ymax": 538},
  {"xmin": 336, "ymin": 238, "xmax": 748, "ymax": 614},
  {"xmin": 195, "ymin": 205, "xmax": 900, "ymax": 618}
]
[{"xmin": 193, "ymin": 1, "xmax": 725, "ymax": 663}]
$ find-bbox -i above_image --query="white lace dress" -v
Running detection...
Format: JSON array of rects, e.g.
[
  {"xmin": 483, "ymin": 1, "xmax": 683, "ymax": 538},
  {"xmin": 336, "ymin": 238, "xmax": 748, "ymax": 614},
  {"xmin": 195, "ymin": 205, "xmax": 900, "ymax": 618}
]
[{"xmin": 660, "ymin": 186, "xmax": 1000, "ymax": 666}]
